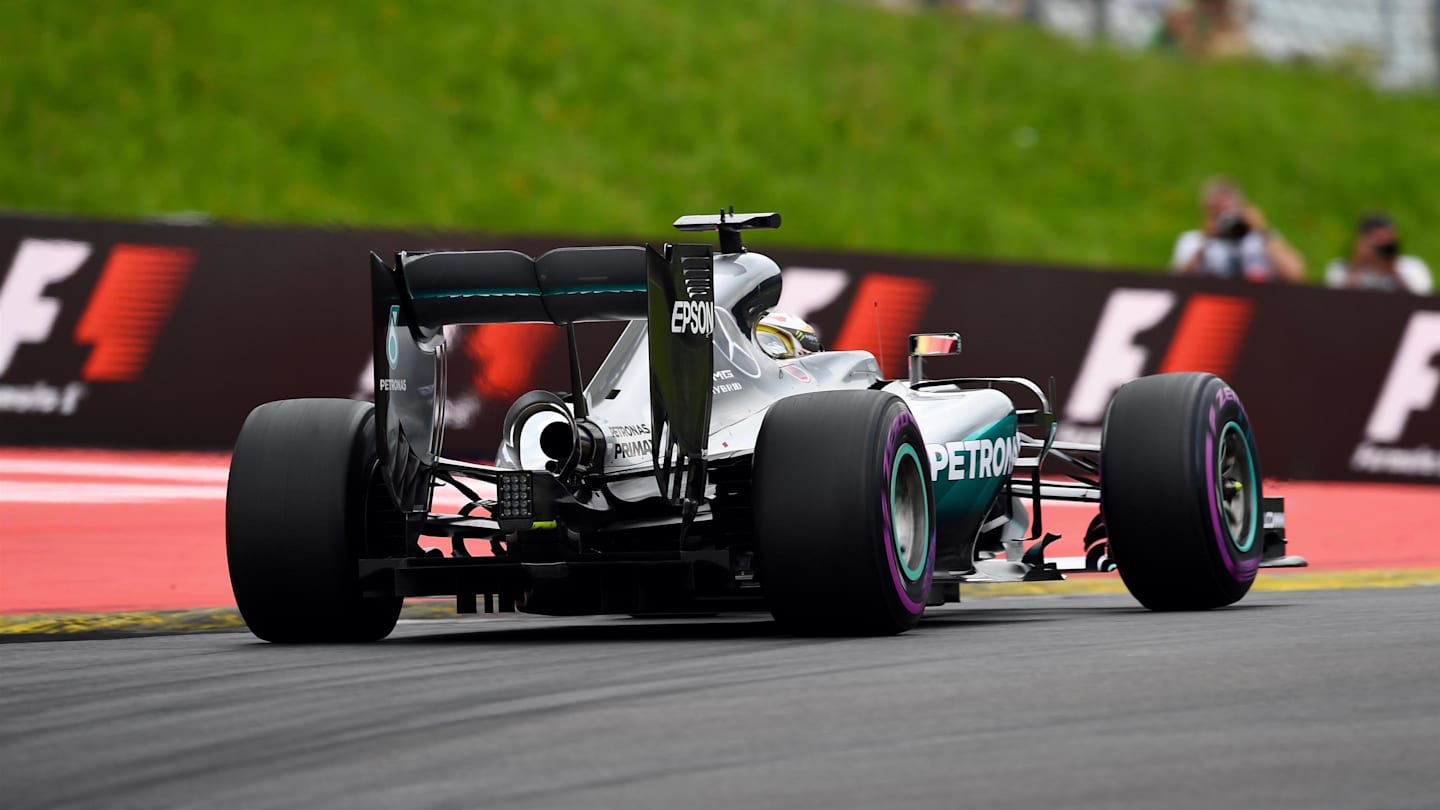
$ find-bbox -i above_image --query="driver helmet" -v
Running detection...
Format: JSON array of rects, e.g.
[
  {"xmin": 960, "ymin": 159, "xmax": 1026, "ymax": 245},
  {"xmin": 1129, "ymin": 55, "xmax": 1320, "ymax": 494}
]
[{"xmin": 755, "ymin": 310, "xmax": 824, "ymax": 359}]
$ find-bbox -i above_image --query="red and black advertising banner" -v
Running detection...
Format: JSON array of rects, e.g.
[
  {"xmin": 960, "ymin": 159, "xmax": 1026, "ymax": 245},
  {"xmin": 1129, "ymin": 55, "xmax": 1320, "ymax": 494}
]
[{"xmin": 1, "ymin": 212, "xmax": 1437, "ymax": 483}]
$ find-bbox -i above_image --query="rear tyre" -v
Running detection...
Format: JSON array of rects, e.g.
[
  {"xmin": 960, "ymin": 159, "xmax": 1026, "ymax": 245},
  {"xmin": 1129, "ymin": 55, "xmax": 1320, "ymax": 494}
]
[
  {"xmin": 1100, "ymin": 373, "xmax": 1263, "ymax": 611},
  {"xmin": 226, "ymin": 398, "xmax": 405, "ymax": 642},
  {"xmin": 753, "ymin": 390, "xmax": 935, "ymax": 635}
]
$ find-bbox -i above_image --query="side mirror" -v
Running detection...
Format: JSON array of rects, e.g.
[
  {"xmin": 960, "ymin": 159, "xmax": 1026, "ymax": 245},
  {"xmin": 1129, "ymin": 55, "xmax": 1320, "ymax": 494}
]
[
  {"xmin": 907, "ymin": 332, "xmax": 961, "ymax": 383},
  {"xmin": 909, "ymin": 333, "xmax": 961, "ymax": 357}
]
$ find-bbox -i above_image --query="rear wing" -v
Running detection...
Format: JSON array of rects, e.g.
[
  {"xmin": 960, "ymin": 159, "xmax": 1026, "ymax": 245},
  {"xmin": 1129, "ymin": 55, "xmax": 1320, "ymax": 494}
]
[
  {"xmin": 398, "ymin": 245, "xmax": 649, "ymax": 331},
  {"xmin": 370, "ymin": 243, "xmax": 714, "ymax": 513}
]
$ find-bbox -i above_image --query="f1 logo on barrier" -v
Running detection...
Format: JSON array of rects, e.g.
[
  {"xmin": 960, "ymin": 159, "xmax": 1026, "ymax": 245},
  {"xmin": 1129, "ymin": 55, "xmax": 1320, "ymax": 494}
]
[
  {"xmin": 0, "ymin": 238, "xmax": 194, "ymax": 415},
  {"xmin": 0, "ymin": 240, "xmax": 91, "ymax": 380},
  {"xmin": 1062, "ymin": 288, "xmax": 1255, "ymax": 442},
  {"xmin": 1353, "ymin": 311, "xmax": 1440, "ymax": 477}
]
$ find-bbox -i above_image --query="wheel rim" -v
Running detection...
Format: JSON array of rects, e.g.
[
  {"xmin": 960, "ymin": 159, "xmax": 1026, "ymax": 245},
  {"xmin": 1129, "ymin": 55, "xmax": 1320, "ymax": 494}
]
[
  {"xmin": 1216, "ymin": 422, "xmax": 1258, "ymax": 553},
  {"xmin": 890, "ymin": 444, "xmax": 930, "ymax": 581}
]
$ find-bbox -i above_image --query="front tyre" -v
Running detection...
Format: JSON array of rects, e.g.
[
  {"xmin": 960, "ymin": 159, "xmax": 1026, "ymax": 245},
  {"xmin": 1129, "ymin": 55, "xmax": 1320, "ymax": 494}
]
[
  {"xmin": 1100, "ymin": 373, "xmax": 1263, "ymax": 611},
  {"xmin": 226, "ymin": 398, "xmax": 405, "ymax": 642},
  {"xmin": 753, "ymin": 390, "xmax": 935, "ymax": 635}
]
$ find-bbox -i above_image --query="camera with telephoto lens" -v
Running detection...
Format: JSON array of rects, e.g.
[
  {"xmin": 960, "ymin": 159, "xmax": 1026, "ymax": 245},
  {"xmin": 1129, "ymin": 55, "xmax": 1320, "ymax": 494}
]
[
  {"xmin": 1375, "ymin": 240, "xmax": 1400, "ymax": 259},
  {"xmin": 1215, "ymin": 211, "xmax": 1251, "ymax": 242}
]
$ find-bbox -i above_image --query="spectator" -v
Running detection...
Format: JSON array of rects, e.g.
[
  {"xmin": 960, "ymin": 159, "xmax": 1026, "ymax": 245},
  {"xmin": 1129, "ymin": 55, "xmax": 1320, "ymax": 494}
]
[
  {"xmin": 1171, "ymin": 177, "xmax": 1305, "ymax": 282},
  {"xmin": 1324, "ymin": 213, "xmax": 1433, "ymax": 294},
  {"xmin": 1158, "ymin": 0, "xmax": 1251, "ymax": 59}
]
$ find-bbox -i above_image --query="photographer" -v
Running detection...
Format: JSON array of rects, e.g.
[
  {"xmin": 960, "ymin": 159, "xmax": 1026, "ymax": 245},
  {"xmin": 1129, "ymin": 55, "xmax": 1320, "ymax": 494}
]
[
  {"xmin": 1171, "ymin": 177, "xmax": 1305, "ymax": 282},
  {"xmin": 1158, "ymin": 0, "xmax": 1252, "ymax": 59},
  {"xmin": 1324, "ymin": 213, "xmax": 1432, "ymax": 295}
]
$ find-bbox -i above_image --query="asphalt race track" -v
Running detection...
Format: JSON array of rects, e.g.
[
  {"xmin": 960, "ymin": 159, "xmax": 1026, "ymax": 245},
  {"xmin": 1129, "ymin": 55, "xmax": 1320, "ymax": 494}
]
[{"xmin": 4, "ymin": 588, "xmax": 1439, "ymax": 810}]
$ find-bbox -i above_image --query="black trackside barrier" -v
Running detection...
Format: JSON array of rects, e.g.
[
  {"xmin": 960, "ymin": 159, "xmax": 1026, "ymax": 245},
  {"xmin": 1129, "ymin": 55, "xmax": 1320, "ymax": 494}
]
[{"xmin": 1, "ymin": 212, "xmax": 1437, "ymax": 485}]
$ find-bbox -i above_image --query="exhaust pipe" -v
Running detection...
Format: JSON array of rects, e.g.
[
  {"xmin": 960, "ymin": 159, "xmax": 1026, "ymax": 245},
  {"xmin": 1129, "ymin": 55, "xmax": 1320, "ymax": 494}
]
[{"xmin": 539, "ymin": 419, "xmax": 601, "ymax": 469}]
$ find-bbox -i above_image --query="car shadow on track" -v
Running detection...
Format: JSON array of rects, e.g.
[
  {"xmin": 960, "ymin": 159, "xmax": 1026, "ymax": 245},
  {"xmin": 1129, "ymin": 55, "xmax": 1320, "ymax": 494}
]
[
  {"xmin": 382, "ymin": 614, "xmax": 1074, "ymax": 645},
  {"xmin": 208, "ymin": 602, "xmax": 1290, "ymax": 645},
  {"xmin": 919, "ymin": 600, "xmax": 1288, "ymax": 629},
  {"xmin": 384, "ymin": 616, "xmax": 784, "ymax": 645},
  {"xmin": 373, "ymin": 600, "xmax": 1284, "ymax": 645}
]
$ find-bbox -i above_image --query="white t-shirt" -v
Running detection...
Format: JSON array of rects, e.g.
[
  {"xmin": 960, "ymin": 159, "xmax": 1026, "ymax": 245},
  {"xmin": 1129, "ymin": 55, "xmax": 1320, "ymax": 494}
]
[
  {"xmin": 1170, "ymin": 230, "xmax": 1278, "ymax": 281},
  {"xmin": 1323, "ymin": 256, "xmax": 1433, "ymax": 294}
]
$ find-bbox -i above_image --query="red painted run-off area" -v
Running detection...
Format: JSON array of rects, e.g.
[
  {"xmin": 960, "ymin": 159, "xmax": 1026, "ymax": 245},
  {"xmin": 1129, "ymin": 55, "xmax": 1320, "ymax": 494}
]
[{"xmin": 2, "ymin": 447, "xmax": 1439, "ymax": 614}]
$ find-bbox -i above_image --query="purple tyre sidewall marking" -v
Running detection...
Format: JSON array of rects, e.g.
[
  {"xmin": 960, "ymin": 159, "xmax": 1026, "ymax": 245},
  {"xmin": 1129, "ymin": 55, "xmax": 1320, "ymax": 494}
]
[
  {"xmin": 881, "ymin": 409, "xmax": 933, "ymax": 615},
  {"xmin": 1206, "ymin": 388, "xmax": 1260, "ymax": 584}
]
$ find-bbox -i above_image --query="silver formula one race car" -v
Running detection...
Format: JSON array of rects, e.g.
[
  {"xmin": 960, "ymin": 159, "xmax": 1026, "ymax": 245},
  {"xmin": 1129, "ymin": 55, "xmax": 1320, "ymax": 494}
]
[{"xmin": 225, "ymin": 211, "xmax": 1302, "ymax": 641}]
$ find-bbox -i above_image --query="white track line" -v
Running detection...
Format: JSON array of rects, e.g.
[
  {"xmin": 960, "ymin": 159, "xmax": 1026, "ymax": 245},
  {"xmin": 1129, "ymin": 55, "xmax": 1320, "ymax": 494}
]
[
  {"xmin": 0, "ymin": 480, "xmax": 489, "ymax": 507},
  {"xmin": 0, "ymin": 460, "xmax": 231, "ymax": 482},
  {"xmin": 0, "ymin": 454, "xmax": 485, "ymax": 510},
  {"xmin": 0, "ymin": 482, "xmax": 229, "ymax": 503}
]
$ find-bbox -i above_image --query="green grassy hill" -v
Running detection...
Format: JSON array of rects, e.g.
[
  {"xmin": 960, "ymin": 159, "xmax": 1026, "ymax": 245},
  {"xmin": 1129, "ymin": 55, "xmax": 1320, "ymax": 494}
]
[{"xmin": 3, "ymin": 0, "xmax": 1437, "ymax": 277}]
